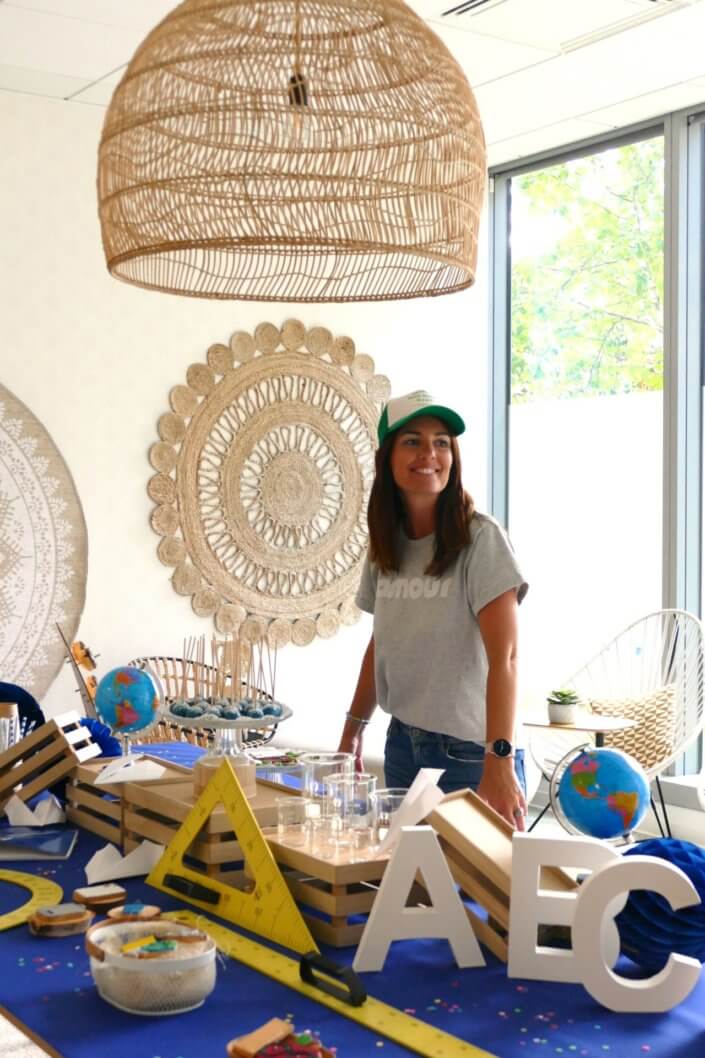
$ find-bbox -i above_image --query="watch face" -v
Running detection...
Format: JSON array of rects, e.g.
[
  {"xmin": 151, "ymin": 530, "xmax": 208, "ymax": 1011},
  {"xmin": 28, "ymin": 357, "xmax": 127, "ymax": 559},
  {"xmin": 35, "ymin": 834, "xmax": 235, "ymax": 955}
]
[{"xmin": 492, "ymin": 738, "xmax": 513, "ymax": 757}]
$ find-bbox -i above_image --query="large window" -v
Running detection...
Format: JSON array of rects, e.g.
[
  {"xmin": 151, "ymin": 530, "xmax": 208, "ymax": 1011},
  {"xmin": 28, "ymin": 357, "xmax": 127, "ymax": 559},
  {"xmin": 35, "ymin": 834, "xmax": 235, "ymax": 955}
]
[
  {"xmin": 507, "ymin": 136, "xmax": 665, "ymax": 697},
  {"xmin": 491, "ymin": 110, "xmax": 705, "ymax": 774}
]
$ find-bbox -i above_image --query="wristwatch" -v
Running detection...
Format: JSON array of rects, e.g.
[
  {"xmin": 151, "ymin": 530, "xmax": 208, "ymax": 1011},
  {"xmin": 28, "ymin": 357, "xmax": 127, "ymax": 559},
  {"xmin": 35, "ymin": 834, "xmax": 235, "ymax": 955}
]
[{"xmin": 486, "ymin": 738, "xmax": 514, "ymax": 759}]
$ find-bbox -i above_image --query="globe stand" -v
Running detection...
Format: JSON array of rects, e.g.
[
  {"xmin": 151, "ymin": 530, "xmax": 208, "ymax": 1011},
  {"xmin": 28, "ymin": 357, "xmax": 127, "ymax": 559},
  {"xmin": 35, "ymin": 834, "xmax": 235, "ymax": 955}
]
[
  {"xmin": 94, "ymin": 664, "xmax": 165, "ymax": 766},
  {"xmin": 201, "ymin": 724, "xmax": 257, "ymax": 797},
  {"xmin": 118, "ymin": 732, "xmax": 134, "ymax": 760},
  {"xmin": 164, "ymin": 705, "xmax": 293, "ymax": 800}
]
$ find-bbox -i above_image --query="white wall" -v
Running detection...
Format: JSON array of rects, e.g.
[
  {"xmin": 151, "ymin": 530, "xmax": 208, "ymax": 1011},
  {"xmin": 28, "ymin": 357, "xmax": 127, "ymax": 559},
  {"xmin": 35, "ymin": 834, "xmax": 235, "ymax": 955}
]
[
  {"xmin": 0, "ymin": 92, "xmax": 490, "ymax": 762},
  {"xmin": 511, "ymin": 391, "xmax": 663, "ymax": 702}
]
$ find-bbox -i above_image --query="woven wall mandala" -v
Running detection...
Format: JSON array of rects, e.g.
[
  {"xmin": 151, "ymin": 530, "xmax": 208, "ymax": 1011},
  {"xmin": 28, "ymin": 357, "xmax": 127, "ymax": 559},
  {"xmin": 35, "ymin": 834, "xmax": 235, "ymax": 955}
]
[
  {"xmin": 148, "ymin": 320, "xmax": 390, "ymax": 644},
  {"xmin": 0, "ymin": 384, "xmax": 88, "ymax": 699}
]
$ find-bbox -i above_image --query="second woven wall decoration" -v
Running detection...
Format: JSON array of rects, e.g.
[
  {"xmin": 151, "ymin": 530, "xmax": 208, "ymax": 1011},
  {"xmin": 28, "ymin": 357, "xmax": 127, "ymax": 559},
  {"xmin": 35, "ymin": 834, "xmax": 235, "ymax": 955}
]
[{"xmin": 149, "ymin": 320, "xmax": 390, "ymax": 646}]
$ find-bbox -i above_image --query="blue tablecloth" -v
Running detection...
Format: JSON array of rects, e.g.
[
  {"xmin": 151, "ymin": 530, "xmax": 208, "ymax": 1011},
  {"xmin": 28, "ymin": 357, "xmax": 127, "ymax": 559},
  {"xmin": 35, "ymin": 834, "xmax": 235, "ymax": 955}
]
[{"xmin": 0, "ymin": 749, "xmax": 703, "ymax": 1058}]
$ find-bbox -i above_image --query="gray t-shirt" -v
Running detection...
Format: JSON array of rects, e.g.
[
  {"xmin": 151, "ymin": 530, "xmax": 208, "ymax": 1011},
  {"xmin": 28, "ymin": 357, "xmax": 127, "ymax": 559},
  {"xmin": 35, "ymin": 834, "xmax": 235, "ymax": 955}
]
[{"xmin": 356, "ymin": 512, "xmax": 528, "ymax": 743}]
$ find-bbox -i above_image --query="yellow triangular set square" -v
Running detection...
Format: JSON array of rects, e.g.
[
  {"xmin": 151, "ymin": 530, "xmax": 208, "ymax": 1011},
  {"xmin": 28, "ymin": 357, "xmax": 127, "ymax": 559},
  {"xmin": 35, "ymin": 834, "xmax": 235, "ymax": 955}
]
[{"xmin": 147, "ymin": 758, "xmax": 317, "ymax": 955}]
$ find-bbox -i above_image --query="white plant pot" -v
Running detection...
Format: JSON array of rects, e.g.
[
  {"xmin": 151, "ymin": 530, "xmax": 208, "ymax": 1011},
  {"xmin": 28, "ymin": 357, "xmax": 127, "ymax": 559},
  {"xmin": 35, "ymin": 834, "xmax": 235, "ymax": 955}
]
[{"xmin": 547, "ymin": 702, "xmax": 578, "ymax": 725}]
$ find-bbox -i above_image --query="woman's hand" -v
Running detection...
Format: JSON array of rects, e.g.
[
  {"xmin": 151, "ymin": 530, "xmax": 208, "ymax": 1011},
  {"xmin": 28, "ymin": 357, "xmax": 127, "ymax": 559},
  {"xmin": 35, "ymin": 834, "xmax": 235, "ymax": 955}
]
[
  {"xmin": 477, "ymin": 755, "xmax": 527, "ymax": 830},
  {"xmin": 337, "ymin": 729, "xmax": 365, "ymax": 773},
  {"xmin": 338, "ymin": 636, "xmax": 375, "ymax": 774}
]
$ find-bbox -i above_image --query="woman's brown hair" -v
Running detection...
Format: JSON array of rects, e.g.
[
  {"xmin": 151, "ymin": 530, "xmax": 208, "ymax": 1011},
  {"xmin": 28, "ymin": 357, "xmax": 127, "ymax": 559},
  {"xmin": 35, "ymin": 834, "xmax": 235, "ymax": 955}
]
[{"xmin": 367, "ymin": 432, "xmax": 475, "ymax": 576}]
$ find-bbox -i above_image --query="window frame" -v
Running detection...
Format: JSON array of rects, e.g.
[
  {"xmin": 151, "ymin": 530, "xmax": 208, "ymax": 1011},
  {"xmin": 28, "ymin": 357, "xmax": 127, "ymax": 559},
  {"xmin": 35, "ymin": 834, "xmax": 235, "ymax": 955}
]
[{"xmin": 488, "ymin": 109, "xmax": 704, "ymax": 773}]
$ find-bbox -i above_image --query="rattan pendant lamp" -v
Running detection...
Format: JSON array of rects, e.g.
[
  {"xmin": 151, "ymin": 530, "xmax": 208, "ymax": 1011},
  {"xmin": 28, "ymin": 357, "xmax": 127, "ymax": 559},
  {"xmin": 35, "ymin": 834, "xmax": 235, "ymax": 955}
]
[{"xmin": 97, "ymin": 0, "xmax": 486, "ymax": 302}]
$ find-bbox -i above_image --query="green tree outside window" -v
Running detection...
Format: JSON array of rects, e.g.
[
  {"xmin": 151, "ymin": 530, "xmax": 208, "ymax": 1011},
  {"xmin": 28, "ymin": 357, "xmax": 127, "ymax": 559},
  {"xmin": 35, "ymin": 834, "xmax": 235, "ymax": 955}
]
[{"xmin": 511, "ymin": 137, "xmax": 664, "ymax": 404}]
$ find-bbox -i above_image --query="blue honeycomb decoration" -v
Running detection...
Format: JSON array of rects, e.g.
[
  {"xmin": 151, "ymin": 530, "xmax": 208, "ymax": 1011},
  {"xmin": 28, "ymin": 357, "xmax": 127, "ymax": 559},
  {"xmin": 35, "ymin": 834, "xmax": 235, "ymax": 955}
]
[{"xmin": 616, "ymin": 838, "xmax": 705, "ymax": 971}]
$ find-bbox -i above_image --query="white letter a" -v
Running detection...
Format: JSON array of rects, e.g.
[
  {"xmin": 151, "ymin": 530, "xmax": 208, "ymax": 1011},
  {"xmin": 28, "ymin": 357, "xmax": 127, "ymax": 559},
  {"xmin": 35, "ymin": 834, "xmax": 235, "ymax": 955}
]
[{"xmin": 353, "ymin": 826, "xmax": 485, "ymax": 973}]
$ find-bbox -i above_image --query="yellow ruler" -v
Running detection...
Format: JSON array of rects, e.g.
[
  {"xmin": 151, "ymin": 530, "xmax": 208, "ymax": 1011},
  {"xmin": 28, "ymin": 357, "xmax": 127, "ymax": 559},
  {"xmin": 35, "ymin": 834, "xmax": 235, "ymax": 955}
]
[
  {"xmin": 148, "ymin": 758, "xmax": 317, "ymax": 955},
  {"xmin": 164, "ymin": 909, "xmax": 496, "ymax": 1058},
  {"xmin": 0, "ymin": 869, "xmax": 63, "ymax": 930}
]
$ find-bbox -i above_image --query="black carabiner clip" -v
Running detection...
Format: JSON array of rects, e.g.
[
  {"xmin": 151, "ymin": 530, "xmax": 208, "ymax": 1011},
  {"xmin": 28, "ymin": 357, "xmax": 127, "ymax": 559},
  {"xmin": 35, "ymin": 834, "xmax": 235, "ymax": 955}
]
[{"xmin": 299, "ymin": 951, "xmax": 367, "ymax": 1007}]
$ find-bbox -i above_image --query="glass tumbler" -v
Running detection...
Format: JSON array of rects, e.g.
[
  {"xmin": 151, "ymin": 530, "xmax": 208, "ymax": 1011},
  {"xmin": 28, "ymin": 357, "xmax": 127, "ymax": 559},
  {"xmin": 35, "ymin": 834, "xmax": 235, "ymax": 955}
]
[
  {"xmin": 374, "ymin": 787, "xmax": 408, "ymax": 844},
  {"xmin": 276, "ymin": 796, "xmax": 312, "ymax": 847},
  {"xmin": 324, "ymin": 772, "xmax": 378, "ymax": 853},
  {"xmin": 300, "ymin": 751, "xmax": 354, "ymax": 800}
]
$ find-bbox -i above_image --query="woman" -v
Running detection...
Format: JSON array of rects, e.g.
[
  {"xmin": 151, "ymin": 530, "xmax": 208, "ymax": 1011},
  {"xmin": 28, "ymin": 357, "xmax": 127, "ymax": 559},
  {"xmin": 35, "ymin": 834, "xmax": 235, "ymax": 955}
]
[{"xmin": 338, "ymin": 390, "xmax": 528, "ymax": 829}]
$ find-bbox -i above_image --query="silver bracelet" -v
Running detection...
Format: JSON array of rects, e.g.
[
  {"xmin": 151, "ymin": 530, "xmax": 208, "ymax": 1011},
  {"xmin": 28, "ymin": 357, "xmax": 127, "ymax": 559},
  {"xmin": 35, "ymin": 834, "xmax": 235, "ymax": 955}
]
[{"xmin": 345, "ymin": 712, "xmax": 371, "ymax": 726}]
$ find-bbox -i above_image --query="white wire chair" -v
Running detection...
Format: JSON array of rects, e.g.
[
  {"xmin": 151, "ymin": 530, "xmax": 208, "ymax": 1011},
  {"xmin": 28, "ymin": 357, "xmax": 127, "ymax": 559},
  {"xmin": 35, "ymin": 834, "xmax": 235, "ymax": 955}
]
[{"xmin": 529, "ymin": 610, "xmax": 705, "ymax": 836}]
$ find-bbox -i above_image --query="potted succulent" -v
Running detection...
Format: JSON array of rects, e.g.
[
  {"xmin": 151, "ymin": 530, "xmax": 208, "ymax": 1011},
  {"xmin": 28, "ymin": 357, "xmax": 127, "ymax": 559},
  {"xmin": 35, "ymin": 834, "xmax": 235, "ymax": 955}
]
[{"xmin": 546, "ymin": 688, "xmax": 581, "ymax": 725}]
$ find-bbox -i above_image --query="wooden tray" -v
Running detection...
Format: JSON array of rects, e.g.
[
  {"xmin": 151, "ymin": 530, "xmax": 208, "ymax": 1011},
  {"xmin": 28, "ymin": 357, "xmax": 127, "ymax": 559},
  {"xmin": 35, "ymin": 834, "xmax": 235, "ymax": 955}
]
[{"xmin": 429, "ymin": 789, "xmax": 577, "ymax": 962}]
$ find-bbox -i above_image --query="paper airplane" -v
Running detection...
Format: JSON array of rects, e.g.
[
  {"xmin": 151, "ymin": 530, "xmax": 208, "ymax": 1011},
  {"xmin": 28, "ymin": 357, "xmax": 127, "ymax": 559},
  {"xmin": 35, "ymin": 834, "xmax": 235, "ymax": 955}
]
[
  {"xmin": 4, "ymin": 793, "xmax": 66, "ymax": 827},
  {"xmin": 85, "ymin": 840, "xmax": 164, "ymax": 883},
  {"xmin": 94, "ymin": 755, "xmax": 166, "ymax": 785}
]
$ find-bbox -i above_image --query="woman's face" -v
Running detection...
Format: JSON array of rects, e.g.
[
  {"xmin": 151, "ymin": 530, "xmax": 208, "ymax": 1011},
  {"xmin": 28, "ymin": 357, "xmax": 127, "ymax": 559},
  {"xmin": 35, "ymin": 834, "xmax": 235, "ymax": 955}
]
[{"xmin": 389, "ymin": 415, "xmax": 454, "ymax": 499}]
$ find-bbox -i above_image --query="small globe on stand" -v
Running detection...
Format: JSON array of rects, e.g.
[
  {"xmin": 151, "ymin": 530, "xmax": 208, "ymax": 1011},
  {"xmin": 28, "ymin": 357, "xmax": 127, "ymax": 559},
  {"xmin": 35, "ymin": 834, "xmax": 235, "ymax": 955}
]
[
  {"xmin": 94, "ymin": 666, "xmax": 161, "ymax": 757},
  {"xmin": 550, "ymin": 746, "xmax": 650, "ymax": 841}
]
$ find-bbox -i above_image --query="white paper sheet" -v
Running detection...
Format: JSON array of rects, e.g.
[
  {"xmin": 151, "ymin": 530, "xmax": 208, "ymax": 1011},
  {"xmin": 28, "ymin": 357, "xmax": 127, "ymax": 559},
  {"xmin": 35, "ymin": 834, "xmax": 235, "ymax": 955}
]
[
  {"xmin": 94, "ymin": 755, "xmax": 166, "ymax": 785},
  {"xmin": 4, "ymin": 793, "xmax": 66, "ymax": 826},
  {"xmin": 376, "ymin": 767, "xmax": 445, "ymax": 855},
  {"xmin": 84, "ymin": 840, "xmax": 164, "ymax": 883}
]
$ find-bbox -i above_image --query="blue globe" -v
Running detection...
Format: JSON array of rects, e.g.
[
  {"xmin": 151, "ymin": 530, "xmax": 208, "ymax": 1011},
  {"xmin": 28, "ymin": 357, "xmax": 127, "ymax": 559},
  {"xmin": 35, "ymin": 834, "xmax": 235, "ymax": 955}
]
[
  {"xmin": 555, "ymin": 747, "xmax": 650, "ymax": 839},
  {"xmin": 94, "ymin": 666, "xmax": 160, "ymax": 735}
]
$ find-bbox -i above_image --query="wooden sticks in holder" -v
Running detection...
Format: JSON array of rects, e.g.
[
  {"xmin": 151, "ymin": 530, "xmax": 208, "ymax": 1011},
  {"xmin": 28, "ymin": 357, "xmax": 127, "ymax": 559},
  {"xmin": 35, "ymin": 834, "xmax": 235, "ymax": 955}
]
[{"xmin": 133, "ymin": 633, "xmax": 281, "ymax": 749}]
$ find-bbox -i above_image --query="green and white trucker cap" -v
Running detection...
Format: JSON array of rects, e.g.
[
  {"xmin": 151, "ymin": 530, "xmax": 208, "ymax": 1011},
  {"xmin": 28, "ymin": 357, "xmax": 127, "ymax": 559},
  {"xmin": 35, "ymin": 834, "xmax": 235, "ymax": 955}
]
[{"xmin": 377, "ymin": 390, "xmax": 466, "ymax": 445}]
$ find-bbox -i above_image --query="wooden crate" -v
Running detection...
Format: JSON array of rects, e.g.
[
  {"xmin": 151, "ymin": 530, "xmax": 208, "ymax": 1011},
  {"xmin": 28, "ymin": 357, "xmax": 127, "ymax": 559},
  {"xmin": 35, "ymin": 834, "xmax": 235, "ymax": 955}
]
[
  {"xmin": 0, "ymin": 711, "xmax": 100, "ymax": 811},
  {"xmin": 121, "ymin": 778, "xmax": 299, "ymax": 874},
  {"xmin": 263, "ymin": 834, "xmax": 389, "ymax": 948},
  {"xmin": 66, "ymin": 756, "xmax": 193, "ymax": 845}
]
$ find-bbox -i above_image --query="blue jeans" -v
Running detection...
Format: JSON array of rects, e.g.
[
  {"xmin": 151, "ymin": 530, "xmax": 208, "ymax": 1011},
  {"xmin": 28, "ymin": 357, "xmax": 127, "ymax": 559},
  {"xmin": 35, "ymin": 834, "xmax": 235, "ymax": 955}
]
[{"xmin": 384, "ymin": 716, "xmax": 526, "ymax": 796}]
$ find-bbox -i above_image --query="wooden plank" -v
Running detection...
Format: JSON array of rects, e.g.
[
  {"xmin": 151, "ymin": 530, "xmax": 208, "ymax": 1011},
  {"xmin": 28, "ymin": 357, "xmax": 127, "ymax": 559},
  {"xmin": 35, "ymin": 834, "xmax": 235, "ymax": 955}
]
[
  {"xmin": 62, "ymin": 725, "xmax": 95, "ymax": 748},
  {"xmin": 123, "ymin": 780, "xmax": 288, "ymax": 833},
  {"xmin": 67, "ymin": 783, "xmax": 122, "ymax": 821},
  {"xmin": 51, "ymin": 709, "xmax": 84, "ymax": 729},
  {"xmin": 440, "ymin": 840, "xmax": 510, "ymax": 929},
  {"xmin": 6, "ymin": 755, "xmax": 76, "ymax": 807},
  {"xmin": 191, "ymin": 835, "xmax": 245, "ymax": 864},
  {"xmin": 70, "ymin": 764, "xmax": 122, "ymax": 796},
  {"xmin": 264, "ymin": 834, "xmax": 388, "ymax": 886},
  {"xmin": 429, "ymin": 790, "xmax": 514, "ymax": 896},
  {"xmin": 123, "ymin": 806, "xmax": 246, "ymax": 865},
  {"xmin": 464, "ymin": 907, "xmax": 508, "ymax": 963},
  {"xmin": 280, "ymin": 872, "xmax": 378, "ymax": 917},
  {"xmin": 0, "ymin": 719, "xmax": 61, "ymax": 771},
  {"xmin": 0, "ymin": 740, "xmax": 69, "ymax": 795},
  {"xmin": 0, "ymin": 714, "xmax": 102, "ymax": 807},
  {"xmin": 66, "ymin": 804, "xmax": 122, "ymax": 844},
  {"xmin": 122, "ymin": 781, "xmax": 200, "ymax": 823},
  {"xmin": 122, "ymin": 808, "xmax": 185, "ymax": 849},
  {"xmin": 302, "ymin": 914, "xmax": 364, "ymax": 948},
  {"xmin": 73, "ymin": 742, "xmax": 102, "ymax": 763}
]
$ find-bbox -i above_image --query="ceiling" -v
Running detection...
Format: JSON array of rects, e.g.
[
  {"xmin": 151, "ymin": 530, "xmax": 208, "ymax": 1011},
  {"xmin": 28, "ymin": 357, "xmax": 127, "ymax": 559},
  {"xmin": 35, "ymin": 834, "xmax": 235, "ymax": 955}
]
[{"xmin": 2, "ymin": 0, "xmax": 705, "ymax": 166}]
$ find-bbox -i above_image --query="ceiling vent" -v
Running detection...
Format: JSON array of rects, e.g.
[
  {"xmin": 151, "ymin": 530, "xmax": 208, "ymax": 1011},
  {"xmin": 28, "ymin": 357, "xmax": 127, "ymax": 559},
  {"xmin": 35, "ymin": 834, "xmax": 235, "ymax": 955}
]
[
  {"xmin": 441, "ymin": 0, "xmax": 508, "ymax": 17},
  {"xmin": 562, "ymin": 0, "xmax": 694, "ymax": 51}
]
